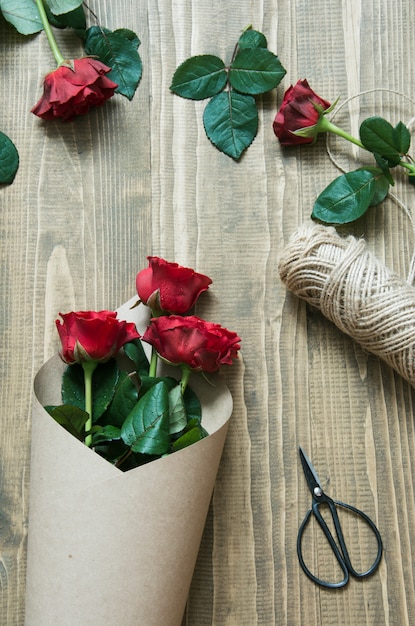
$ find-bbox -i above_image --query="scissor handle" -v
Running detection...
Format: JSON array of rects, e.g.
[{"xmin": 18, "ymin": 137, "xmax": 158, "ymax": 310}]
[
  {"xmin": 297, "ymin": 505, "xmax": 349, "ymax": 589},
  {"xmin": 297, "ymin": 496, "xmax": 383, "ymax": 589}
]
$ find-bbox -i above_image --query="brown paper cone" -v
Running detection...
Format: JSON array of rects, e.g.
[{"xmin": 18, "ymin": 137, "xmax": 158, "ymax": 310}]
[{"xmin": 25, "ymin": 300, "xmax": 233, "ymax": 626}]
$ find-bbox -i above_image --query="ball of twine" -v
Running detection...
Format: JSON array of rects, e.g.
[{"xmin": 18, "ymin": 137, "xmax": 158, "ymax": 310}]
[{"xmin": 278, "ymin": 220, "xmax": 415, "ymax": 387}]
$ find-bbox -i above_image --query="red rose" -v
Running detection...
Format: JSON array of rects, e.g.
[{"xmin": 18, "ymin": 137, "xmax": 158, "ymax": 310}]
[
  {"xmin": 142, "ymin": 315, "xmax": 241, "ymax": 373},
  {"xmin": 56, "ymin": 310, "xmax": 140, "ymax": 364},
  {"xmin": 273, "ymin": 79, "xmax": 331, "ymax": 146},
  {"xmin": 31, "ymin": 58, "xmax": 118, "ymax": 122},
  {"xmin": 136, "ymin": 257, "xmax": 212, "ymax": 315}
]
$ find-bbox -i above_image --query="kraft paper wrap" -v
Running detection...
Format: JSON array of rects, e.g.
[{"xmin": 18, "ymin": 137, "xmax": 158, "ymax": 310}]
[{"xmin": 25, "ymin": 299, "xmax": 233, "ymax": 626}]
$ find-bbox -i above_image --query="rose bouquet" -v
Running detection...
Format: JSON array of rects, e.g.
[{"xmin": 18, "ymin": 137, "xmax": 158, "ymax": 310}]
[
  {"xmin": 46, "ymin": 257, "xmax": 239, "ymax": 468},
  {"xmin": 25, "ymin": 258, "xmax": 240, "ymax": 626}
]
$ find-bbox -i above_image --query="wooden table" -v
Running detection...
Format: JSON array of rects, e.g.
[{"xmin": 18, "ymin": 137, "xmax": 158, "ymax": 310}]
[{"xmin": 2, "ymin": 1, "xmax": 415, "ymax": 624}]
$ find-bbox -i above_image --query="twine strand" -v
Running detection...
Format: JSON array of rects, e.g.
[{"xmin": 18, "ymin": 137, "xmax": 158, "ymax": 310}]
[{"xmin": 278, "ymin": 221, "xmax": 415, "ymax": 387}]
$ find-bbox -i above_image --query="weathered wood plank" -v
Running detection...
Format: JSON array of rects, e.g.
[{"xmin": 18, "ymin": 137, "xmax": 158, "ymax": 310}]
[{"xmin": 1, "ymin": 0, "xmax": 415, "ymax": 624}]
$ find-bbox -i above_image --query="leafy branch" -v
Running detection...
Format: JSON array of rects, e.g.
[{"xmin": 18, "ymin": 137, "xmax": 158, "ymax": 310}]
[
  {"xmin": 170, "ymin": 26, "xmax": 286, "ymax": 159},
  {"xmin": 47, "ymin": 347, "xmax": 207, "ymax": 471},
  {"xmin": 311, "ymin": 115, "xmax": 415, "ymax": 224}
]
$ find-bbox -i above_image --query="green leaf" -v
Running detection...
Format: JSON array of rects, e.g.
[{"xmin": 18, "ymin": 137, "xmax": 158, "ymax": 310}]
[
  {"xmin": 112, "ymin": 28, "xmax": 140, "ymax": 48},
  {"xmin": 170, "ymin": 55, "xmax": 228, "ymax": 100},
  {"xmin": 172, "ymin": 419, "xmax": 208, "ymax": 451},
  {"xmin": 183, "ymin": 385, "xmax": 202, "ymax": 423},
  {"xmin": 359, "ymin": 116, "xmax": 407, "ymax": 166},
  {"xmin": 46, "ymin": 404, "xmax": 89, "ymax": 440},
  {"xmin": 121, "ymin": 381, "xmax": 170, "ymax": 455},
  {"xmin": 99, "ymin": 371, "xmax": 139, "ymax": 428},
  {"xmin": 84, "ymin": 26, "xmax": 142, "ymax": 100},
  {"xmin": 0, "ymin": 0, "xmax": 43, "ymax": 34},
  {"xmin": 123, "ymin": 339, "xmax": 149, "ymax": 375},
  {"xmin": 91, "ymin": 425, "xmax": 121, "ymax": 445},
  {"xmin": 45, "ymin": 0, "xmax": 83, "ymax": 15},
  {"xmin": 229, "ymin": 48, "xmax": 286, "ymax": 94},
  {"xmin": 62, "ymin": 360, "xmax": 119, "ymax": 422},
  {"xmin": 394, "ymin": 121, "xmax": 411, "ymax": 154},
  {"xmin": 45, "ymin": 3, "xmax": 85, "ymax": 31},
  {"xmin": 374, "ymin": 154, "xmax": 395, "ymax": 185},
  {"xmin": 237, "ymin": 28, "xmax": 267, "ymax": 49},
  {"xmin": 203, "ymin": 91, "xmax": 258, "ymax": 159},
  {"xmin": 138, "ymin": 374, "xmax": 176, "ymax": 399},
  {"xmin": 168, "ymin": 385, "xmax": 188, "ymax": 434},
  {"xmin": 0, "ymin": 132, "xmax": 19, "ymax": 184},
  {"xmin": 365, "ymin": 168, "xmax": 390, "ymax": 206},
  {"xmin": 311, "ymin": 169, "xmax": 387, "ymax": 224}
]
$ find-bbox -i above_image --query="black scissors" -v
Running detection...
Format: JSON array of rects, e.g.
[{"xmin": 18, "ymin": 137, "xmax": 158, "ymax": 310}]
[{"xmin": 297, "ymin": 447, "xmax": 383, "ymax": 589}]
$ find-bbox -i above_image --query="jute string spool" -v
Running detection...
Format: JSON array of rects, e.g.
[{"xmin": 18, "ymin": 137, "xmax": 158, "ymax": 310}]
[{"xmin": 278, "ymin": 220, "xmax": 415, "ymax": 387}]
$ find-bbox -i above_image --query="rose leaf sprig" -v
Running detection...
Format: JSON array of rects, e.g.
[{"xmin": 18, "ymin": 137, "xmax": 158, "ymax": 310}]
[
  {"xmin": 46, "ymin": 257, "xmax": 241, "ymax": 471},
  {"xmin": 2, "ymin": 1, "xmax": 142, "ymax": 121},
  {"xmin": 273, "ymin": 79, "xmax": 415, "ymax": 225},
  {"xmin": 170, "ymin": 26, "xmax": 286, "ymax": 159}
]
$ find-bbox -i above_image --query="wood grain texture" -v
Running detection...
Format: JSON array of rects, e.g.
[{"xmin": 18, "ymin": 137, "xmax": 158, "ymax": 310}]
[{"xmin": 1, "ymin": 0, "xmax": 415, "ymax": 624}]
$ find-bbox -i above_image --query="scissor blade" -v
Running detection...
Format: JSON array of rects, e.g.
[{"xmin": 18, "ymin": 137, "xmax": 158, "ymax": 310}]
[{"xmin": 299, "ymin": 447, "xmax": 323, "ymax": 495}]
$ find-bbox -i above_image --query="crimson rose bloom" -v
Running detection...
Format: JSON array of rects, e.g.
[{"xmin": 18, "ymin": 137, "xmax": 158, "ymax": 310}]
[
  {"xmin": 273, "ymin": 79, "xmax": 331, "ymax": 146},
  {"xmin": 31, "ymin": 58, "xmax": 118, "ymax": 122},
  {"xmin": 136, "ymin": 257, "xmax": 212, "ymax": 315},
  {"xmin": 142, "ymin": 315, "xmax": 241, "ymax": 373},
  {"xmin": 56, "ymin": 310, "xmax": 140, "ymax": 364}
]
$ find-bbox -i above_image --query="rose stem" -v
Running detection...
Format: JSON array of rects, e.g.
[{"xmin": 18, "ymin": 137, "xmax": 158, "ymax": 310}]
[
  {"xmin": 319, "ymin": 116, "xmax": 415, "ymax": 176},
  {"xmin": 399, "ymin": 160, "xmax": 415, "ymax": 175},
  {"xmin": 318, "ymin": 117, "xmax": 365, "ymax": 149},
  {"xmin": 149, "ymin": 347, "xmax": 158, "ymax": 377},
  {"xmin": 82, "ymin": 361, "xmax": 98, "ymax": 447},
  {"xmin": 180, "ymin": 366, "xmax": 191, "ymax": 395},
  {"xmin": 115, "ymin": 448, "xmax": 132, "ymax": 469},
  {"xmin": 35, "ymin": 0, "xmax": 66, "ymax": 66}
]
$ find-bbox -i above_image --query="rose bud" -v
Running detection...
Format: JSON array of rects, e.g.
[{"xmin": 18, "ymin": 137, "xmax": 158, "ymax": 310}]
[
  {"xmin": 142, "ymin": 315, "xmax": 241, "ymax": 373},
  {"xmin": 31, "ymin": 58, "xmax": 118, "ymax": 122},
  {"xmin": 273, "ymin": 79, "xmax": 331, "ymax": 146},
  {"xmin": 56, "ymin": 310, "xmax": 140, "ymax": 365},
  {"xmin": 136, "ymin": 257, "xmax": 212, "ymax": 315}
]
